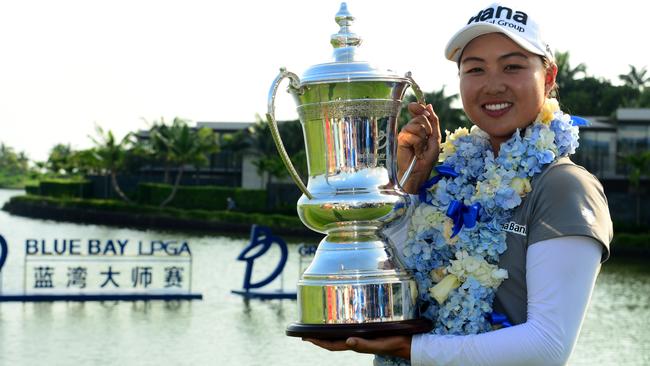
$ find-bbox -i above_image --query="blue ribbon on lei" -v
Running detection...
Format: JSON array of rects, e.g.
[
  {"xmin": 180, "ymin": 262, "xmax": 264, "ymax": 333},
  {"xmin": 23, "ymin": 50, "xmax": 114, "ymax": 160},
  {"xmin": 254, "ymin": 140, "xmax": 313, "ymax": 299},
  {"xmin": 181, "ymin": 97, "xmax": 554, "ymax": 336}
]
[
  {"xmin": 446, "ymin": 200, "xmax": 481, "ymax": 238},
  {"xmin": 489, "ymin": 311, "xmax": 512, "ymax": 328},
  {"xmin": 418, "ymin": 164, "xmax": 458, "ymax": 203},
  {"xmin": 417, "ymin": 164, "xmax": 481, "ymax": 237},
  {"xmin": 570, "ymin": 115, "xmax": 589, "ymax": 126}
]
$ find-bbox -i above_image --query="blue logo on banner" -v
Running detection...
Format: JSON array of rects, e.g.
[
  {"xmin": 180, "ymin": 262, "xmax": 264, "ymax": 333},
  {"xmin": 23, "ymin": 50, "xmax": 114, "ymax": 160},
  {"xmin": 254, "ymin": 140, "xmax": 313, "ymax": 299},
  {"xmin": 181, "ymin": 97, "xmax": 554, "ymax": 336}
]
[
  {"xmin": 236, "ymin": 225, "xmax": 288, "ymax": 290},
  {"xmin": 0, "ymin": 234, "xmax": 7, "ymax": 271}
]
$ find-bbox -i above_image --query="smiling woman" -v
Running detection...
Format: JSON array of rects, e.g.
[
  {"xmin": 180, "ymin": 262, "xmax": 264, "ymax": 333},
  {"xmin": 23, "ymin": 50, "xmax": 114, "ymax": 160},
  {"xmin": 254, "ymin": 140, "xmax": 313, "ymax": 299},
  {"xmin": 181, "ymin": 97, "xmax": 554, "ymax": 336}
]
[{"xmin": 305, "ymin": 3, "xmax": 613, "ymax": 366}]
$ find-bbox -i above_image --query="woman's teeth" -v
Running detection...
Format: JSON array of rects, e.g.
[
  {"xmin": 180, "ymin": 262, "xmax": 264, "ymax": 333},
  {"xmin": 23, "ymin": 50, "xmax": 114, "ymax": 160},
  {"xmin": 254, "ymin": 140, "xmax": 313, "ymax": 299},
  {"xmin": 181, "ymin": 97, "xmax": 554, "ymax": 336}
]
[{"xmin": 484, "ymin": 103, "xmax": 512, "ymax": 111}]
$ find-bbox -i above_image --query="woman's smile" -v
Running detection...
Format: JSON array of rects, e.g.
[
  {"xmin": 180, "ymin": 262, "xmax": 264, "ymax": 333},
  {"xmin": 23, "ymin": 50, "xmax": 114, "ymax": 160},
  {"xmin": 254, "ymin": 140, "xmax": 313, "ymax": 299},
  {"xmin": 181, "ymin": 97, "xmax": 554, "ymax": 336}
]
[{"xmin": 482, "ymin": 101, "xmax": 513, "ymax": 118}]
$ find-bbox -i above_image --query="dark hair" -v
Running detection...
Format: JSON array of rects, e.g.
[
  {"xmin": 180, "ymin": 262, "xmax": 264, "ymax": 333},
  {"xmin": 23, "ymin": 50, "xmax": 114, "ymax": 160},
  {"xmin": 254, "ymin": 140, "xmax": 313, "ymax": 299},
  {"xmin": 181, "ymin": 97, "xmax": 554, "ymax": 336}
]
[{"xmin": 541, "ymin": 56, "xmax": 559, "ymax": 99}]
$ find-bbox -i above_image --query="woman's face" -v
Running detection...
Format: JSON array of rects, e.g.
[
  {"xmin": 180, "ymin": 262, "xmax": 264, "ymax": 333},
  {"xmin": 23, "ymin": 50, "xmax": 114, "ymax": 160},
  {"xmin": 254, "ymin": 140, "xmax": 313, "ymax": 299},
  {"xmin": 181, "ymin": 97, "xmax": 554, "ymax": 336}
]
[{"xmin": 459, "ymin": 33, "xmax": 555, "ymax": 149}]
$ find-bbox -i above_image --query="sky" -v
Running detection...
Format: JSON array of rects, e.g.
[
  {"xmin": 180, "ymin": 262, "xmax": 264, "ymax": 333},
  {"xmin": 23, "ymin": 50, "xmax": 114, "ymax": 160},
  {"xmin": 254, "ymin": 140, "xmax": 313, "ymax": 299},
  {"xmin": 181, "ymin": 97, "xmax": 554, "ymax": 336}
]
[{"xmin": 0, "ymin": 0, "xmax": 647, "ymax": 162}]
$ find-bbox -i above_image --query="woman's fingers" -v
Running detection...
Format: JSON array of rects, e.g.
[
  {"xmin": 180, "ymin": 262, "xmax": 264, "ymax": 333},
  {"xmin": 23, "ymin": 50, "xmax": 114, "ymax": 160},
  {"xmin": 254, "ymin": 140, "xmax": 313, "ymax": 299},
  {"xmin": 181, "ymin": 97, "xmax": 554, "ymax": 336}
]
[
  {"xmin": 407, "ymin": 102, "xmax": 428, "ymax": 117},
  {"xmin": 424, "ymin": 104, "xmax": 442, "ymax": 143},
  {"xmin": 402, "ymin": 115, "xmax": 431, "ymax": 142},
  {"xmin": 303, "ymin": 336, "xmax": 411, "ymax": 359},
  {"xmin": 346, "ymin": 336, "xmax": 411, "ymax": 359},
  {"xmin": 345, "ymin": 337, "xmax": 381, "ymax": 354},
  {"xmin": 303, "ymin": 338, "xmax": 350, "ymax": 351},
  {"xmin": 398, "ymin": 130, "xmax": 427, "ymax": 159}
]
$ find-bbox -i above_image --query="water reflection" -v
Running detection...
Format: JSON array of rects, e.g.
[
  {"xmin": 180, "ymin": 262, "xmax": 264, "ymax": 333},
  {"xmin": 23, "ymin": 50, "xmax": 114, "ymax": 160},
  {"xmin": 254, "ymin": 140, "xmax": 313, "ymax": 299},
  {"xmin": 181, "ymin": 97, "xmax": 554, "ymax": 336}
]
[{"xmin": 241, "ymin": 298, "xmax": 287, "ymax": 321}]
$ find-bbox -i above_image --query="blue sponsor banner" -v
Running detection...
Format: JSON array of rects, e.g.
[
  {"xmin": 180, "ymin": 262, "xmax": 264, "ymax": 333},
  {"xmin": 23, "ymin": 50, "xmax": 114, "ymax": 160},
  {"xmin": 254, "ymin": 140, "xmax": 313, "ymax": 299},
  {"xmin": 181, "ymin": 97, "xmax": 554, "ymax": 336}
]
[{"xmin": 23, "ymin": 238, "xmax": 193, "ymax": 295}]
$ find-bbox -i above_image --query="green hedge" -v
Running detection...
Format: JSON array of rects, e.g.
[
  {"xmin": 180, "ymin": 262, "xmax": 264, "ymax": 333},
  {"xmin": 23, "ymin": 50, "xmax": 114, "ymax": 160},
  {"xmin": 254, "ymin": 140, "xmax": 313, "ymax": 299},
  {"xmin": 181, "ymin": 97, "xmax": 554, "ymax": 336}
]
[
  {"xmin": 137, "ymin": 183, "xmax": 267, "ymax": 212},
  {"xmin": 25, "ymin": 183, "xmax": 40, "ymax": 195},
  {"xmin": 612, "ymin": 233, "xmax": 650, "ymax": 250},
  {"xmin": 37, "ymin": 179, "xmax": 92, "ymax": 199},
  {"xmin": 613, "ymin": 221, "xmax": 649, "ymax": 234},
  {"xmin": 6, "ymin": 195, "xmax": 303, "ymax": 230}
]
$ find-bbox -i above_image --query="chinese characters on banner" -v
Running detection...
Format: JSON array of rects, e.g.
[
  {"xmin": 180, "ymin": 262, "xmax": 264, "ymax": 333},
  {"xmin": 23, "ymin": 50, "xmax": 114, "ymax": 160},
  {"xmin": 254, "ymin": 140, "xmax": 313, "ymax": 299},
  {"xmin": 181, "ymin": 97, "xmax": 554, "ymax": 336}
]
[{"xmin": 24, "ymin": 239, "xmax": 192, "ymax": 294}]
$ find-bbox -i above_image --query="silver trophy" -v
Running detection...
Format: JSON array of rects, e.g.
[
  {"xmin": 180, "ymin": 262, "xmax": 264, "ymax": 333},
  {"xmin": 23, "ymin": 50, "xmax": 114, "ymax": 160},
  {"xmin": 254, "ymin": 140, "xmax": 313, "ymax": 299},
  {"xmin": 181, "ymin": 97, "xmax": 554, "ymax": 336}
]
[{"xmin": 267, "ymin": 3, "xmax": 432, "ymax": 339}]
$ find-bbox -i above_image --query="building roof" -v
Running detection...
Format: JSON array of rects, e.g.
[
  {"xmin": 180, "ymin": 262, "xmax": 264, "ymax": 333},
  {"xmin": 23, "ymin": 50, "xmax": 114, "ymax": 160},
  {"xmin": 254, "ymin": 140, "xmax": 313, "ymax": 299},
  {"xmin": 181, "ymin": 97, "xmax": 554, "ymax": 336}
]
[
  {"xmin": 197, "ymin": 122, "xmax": 256, "ymax": 131},
  {"xmin": 616, "ymin": 108, "xmax": 650, "ymax": 121},
  {"xmin": 197, "ymin": 120, "xmax": 297, "ymax": 132},
  {"xmin": 581, "ymin": 116, "xmax": 616, "ymax": 130}
]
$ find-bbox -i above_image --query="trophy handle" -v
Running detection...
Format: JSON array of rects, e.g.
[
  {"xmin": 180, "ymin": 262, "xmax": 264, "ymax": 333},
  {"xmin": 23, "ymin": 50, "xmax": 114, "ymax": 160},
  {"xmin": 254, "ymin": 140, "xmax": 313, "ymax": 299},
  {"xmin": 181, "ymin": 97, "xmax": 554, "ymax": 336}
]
[
  {"xmin": 265, "ymin": 68, "xmax": 314, "ymax": 200},
  {"xmin": 399, "ymin": 72, "xmax": 427, "ymax": 188}
]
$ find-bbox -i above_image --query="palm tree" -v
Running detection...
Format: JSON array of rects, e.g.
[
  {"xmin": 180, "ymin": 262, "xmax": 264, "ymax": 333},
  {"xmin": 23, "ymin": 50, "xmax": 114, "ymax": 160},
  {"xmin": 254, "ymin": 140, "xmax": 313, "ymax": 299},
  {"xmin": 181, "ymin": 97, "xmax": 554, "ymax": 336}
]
[
  {"xmin": 619, "ymin": 65, "xmax": 649, "ymax": 91},
  {"xmin": 89, "ymin": 125, "xmax": 134, "ymax": 204},
  {"xmin": 252, "ymin": 155, "xmax": 290, "ymax": 187},
  {"xmin": 70, "ymin": 149, "xmax": 102, "ymax": 176},
  {"xmin": 47, "ymin": 143, "xmax": 74, "ymax": 176},
  {"xmin": 147, "ymin": 119, "xmax": 174, "ymax": 183},
  {"xmin": 228, "ymin": 116, "xmax": 306, "ymax": 188},
  {"xmin": 157, "ymin": 119, "xmax": 220, "ymax": 208},
  {"xmin": 554, "ymin": 50, "xmax": 587, "ymax": 89}
]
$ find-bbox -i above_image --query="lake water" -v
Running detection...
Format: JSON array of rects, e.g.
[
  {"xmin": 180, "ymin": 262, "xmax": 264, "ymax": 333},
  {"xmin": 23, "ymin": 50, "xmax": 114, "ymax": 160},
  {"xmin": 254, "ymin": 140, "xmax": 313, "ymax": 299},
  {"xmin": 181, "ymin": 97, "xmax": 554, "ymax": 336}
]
[{"xmin": 0, "ymin": 189, "xmax": 648, "ymax": 365}]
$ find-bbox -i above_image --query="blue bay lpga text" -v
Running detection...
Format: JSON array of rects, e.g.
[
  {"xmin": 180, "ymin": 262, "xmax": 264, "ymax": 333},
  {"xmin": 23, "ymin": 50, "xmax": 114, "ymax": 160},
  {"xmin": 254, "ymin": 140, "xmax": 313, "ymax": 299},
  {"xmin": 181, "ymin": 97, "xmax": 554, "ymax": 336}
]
[{"xmin": 25, "ymin": 239, "xmax": 191, "ymax": 256}]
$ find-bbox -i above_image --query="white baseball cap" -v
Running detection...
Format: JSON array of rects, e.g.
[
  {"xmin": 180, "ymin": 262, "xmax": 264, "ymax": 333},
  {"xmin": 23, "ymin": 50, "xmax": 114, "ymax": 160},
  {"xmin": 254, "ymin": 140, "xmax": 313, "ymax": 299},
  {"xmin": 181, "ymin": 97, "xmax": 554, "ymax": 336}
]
[{"xmin": 445, "ymin": 3, "xmax": 553, "ymax": 63}]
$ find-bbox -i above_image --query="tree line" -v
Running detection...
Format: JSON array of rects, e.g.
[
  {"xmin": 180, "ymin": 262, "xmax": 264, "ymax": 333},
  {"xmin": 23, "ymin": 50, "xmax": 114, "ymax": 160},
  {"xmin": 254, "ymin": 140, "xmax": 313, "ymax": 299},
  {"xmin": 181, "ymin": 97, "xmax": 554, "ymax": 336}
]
[
  {"xmin": 0, "ymin": 51, "xmax": 648, "ymax": 204},
  {"xmin": 1, "ymin": 118, "xmax": 219, "ymax": 207}
]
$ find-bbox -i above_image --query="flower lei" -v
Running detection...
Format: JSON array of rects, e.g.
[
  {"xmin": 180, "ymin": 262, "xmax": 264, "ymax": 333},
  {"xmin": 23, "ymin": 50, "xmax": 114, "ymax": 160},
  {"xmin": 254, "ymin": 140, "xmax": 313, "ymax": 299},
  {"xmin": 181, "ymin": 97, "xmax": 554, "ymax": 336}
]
[{"xmin": 377, "ymin": 98, "xmax": 581, "ymax": 365}]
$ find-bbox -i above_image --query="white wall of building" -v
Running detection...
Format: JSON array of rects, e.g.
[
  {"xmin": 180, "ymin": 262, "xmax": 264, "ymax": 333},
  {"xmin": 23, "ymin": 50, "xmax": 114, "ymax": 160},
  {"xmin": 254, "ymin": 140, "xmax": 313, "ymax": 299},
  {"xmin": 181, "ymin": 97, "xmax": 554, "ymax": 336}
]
[{"xmin": 241, "ymin": 154, "xmax": 266, "ymax": 190}]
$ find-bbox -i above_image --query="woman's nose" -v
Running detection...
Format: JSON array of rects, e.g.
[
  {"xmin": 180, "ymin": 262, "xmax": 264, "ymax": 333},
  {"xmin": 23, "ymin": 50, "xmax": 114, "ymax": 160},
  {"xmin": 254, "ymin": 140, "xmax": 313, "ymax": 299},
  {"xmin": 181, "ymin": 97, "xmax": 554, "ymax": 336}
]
[{"xmin": 484, "ymin": 73, "xmax": 507, "ymax": 95}]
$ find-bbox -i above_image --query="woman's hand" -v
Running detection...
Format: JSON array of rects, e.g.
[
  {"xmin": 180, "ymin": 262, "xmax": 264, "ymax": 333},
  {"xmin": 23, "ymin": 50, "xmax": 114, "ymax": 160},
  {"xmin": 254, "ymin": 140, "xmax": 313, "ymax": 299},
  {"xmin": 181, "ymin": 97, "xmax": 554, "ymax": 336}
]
[
  {"xmin": 397, "ymin": 103, "xmax": 441, "ymax": 194},
  {"xmin": 303, "ymin": 335, "xmax": 412, "ymax": 360}
]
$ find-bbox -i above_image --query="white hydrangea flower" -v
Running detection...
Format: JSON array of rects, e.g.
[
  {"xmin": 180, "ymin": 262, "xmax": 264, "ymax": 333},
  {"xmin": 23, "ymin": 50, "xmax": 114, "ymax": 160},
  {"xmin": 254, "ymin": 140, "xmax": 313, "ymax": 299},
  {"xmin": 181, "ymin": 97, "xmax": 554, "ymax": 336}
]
[
  {"xmin": 440, "ymin": 127, "xmax": 470, "ymax": 161},
  {"xmin": 447, "ymin": 251, "xmax": 509, "ymax": 289},
  {"xmin": 510, "ymin": 177, "xmax": 532, "ymax": 197},
  {"xmin": 409, "ymin": 204, "xmax": 447, "ymax": 237},
  {"xmin": 536, "ymin": 128, "xmax": 556, "ymax": 151},
  {"xmin": 470, "ymin": 125, "xmax": 489, "ymax": 139},
  {"xmin": 442, "ymin": 218, "xmax": 459, "ymax": 244}
]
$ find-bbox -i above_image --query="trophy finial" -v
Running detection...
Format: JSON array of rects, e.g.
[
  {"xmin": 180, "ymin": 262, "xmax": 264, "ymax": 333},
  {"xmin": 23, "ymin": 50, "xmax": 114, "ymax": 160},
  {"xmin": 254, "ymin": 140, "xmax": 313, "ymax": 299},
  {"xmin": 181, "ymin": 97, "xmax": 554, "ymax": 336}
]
[{"xmin": 331, "ymin": 2, "xmax": 361, "ymax": 50}]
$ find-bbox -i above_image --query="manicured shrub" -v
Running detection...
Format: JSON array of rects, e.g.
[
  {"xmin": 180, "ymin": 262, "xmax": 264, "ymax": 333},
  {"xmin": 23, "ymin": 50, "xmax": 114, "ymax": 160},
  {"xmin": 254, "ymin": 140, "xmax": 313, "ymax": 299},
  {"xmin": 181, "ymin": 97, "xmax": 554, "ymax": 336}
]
[
  {"xmin": 25, "ymin": 184, "xmax": 40, "ymax": 195},
  {"xmin": 38, "ymin": 179, "xmax": 92, "ymax": 198},
  {"xmin": 137, "ymin": 183, "xmax": 268, "ymax": 212}
]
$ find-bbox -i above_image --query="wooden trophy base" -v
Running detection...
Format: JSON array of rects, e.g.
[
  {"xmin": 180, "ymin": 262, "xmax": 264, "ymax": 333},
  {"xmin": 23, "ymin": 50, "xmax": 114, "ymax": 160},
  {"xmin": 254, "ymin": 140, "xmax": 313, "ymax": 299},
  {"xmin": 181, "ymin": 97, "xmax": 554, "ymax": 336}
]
[{"xmin": 286, "ymin": 318, "xmax": 433, "ymax": 340}]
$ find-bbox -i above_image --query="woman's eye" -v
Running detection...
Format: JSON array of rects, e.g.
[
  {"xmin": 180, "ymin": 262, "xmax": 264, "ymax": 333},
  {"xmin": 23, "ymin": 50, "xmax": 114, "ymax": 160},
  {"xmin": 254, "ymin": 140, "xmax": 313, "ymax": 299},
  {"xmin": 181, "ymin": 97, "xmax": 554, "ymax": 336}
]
[
  {"xmin": 464, "ymin": 67, "xmax": 483, "ymax": 74},
  {"xmin": 504, "ymin": 64, "xmax": 524, "ymax": 71}
]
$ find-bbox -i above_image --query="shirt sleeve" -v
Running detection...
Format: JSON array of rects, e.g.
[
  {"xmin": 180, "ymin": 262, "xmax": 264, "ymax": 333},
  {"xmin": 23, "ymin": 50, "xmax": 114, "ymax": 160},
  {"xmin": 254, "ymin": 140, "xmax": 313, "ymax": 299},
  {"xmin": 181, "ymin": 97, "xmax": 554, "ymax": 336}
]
[
  {"xmin": 527, "ymin": 163, "xmax": 613, "ymax": 261},
  {"xmin": 410, "ymin": 236, "xmax": 602, "ymax": 366},
  {"xmin": 382, "ymin": 194, "xmax": 419, "ymax": 254}
]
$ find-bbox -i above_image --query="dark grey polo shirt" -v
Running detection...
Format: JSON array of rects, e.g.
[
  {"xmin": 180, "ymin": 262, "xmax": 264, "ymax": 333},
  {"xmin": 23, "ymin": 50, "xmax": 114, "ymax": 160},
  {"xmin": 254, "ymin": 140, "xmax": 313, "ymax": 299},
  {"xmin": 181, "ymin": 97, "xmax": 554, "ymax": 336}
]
[{"xmin": 493, "ymin": 157, "xmax": 613, "ymax": 325}]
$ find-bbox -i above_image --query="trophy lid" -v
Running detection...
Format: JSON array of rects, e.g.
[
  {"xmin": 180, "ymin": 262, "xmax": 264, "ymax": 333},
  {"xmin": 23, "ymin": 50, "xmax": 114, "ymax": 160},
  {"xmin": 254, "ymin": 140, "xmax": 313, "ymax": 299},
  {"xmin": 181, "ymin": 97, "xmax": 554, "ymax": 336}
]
[{"xmin": 300, "ymin": 3, "xmax": 406, "ymax": 84}]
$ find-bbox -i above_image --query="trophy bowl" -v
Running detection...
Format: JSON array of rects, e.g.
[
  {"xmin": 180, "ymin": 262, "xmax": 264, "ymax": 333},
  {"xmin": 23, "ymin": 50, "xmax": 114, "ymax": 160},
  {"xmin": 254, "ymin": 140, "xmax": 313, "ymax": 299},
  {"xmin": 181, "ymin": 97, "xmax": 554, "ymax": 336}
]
[{"xmin": 267, "ymin": 2, "xmax": 433, "ymax": 339}]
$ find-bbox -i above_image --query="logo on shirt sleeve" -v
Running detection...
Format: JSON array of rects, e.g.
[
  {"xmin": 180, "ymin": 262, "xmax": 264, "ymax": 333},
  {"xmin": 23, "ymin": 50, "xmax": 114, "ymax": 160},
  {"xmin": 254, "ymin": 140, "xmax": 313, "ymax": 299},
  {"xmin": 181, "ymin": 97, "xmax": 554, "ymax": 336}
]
[
  {"xmin": 501, "ymin": 221, "xmax": 527, "ymax": 236},
  {"xmin": 581, "ymin": 207, "xmax": 596, "ymax": 225}
]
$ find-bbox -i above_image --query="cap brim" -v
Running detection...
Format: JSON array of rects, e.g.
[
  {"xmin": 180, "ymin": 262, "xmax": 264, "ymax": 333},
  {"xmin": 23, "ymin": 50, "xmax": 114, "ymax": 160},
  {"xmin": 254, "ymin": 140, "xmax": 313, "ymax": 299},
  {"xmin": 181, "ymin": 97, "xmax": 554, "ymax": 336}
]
[{"xmin": 445, "ymin": 23, "xmax": 546, "ymax": 62}]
